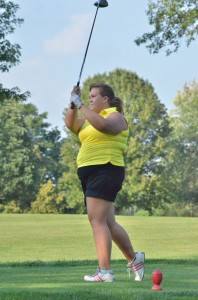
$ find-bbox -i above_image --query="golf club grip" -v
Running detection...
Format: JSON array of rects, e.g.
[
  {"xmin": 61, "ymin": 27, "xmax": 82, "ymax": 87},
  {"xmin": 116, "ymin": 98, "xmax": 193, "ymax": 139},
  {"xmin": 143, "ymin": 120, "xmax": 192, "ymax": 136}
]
[
  {"xmin": 70, "ymin": 81, "xmax": 80, "ymax": 109},
  {"xmin": 70, "ymin": 102, "xmax": 75, "ymax": 109}
]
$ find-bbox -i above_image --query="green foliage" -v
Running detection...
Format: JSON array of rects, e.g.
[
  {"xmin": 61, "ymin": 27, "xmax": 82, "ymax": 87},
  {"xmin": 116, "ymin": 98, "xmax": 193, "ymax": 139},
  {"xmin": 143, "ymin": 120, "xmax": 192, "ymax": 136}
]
[
  {"xmin": 2, "ymin": 68, "xmax": 196, "ymax": 216},
  {"xmin": 153, "ymin": 202, "xmax": 198, "ymax": 217},
  {"xmin": 134, "ymin": 209, "xmax": 150, "ymax": 216},
  {"xmin": 0, "ymin": 200, "xmax": 21, "ymax": 213},
  {"xmin": 0, "ymin": 0, "xmax": 23, "ymax": 72},
  {"xmin": 0, "ymin": 99, "xmax": 37, "ymax": 211},
  {"xmin": 31, "ymin": 180, "xmax": 65, "ymax": 213},
  {"xmin": 161, "ymin": 80, "xmax": 198, "ymax": 210},
  {"xmin": 135, "ymin": 0, "xmax": 198, "ymax": 55},
  {"xmin": 119, "ymin": 69, "xmax": 171, "ymax": 213},
  {"xmin": 58, "ymin": 130, "xmax": 85, "ymax": 213},
  {"xmin": 0, "ymin": 99, "xmax": 62, "ymax": 212},
  {"xmin": 0, "ymin": 0, "xmax": 29, "ymax": 102},
  {"xmin": 0, "ymin": 84, "xmax": 30, "ymax": 102}
]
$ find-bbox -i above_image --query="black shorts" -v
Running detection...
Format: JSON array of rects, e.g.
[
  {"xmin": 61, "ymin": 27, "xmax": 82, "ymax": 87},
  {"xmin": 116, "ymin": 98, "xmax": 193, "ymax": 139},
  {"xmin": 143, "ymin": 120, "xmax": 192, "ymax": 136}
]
[{"xmin": 77, "ymin": 162, "xmax": 125, "ymax": 204}]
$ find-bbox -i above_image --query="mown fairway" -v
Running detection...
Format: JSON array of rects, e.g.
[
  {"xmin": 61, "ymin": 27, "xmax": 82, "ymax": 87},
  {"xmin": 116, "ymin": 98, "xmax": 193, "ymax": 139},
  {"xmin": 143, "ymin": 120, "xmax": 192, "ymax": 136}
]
[{"xmin": 0, "ymin": 214, "xmax": 197, "ymax": 299}]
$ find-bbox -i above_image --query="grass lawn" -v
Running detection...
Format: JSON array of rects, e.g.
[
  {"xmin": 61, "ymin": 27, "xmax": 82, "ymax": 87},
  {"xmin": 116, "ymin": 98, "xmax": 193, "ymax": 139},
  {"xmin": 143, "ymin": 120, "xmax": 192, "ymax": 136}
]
[{"xmin": 0, "ymin": 214, "xmax": 197, "ymax": 299}]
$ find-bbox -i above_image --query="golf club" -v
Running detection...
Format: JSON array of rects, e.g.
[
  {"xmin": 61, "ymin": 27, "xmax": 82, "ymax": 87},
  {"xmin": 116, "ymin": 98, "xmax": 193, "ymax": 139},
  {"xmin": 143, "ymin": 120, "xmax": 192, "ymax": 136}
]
[{"xmin": 71, "ymin": 0, "xmax": 108, "ymax": 108}]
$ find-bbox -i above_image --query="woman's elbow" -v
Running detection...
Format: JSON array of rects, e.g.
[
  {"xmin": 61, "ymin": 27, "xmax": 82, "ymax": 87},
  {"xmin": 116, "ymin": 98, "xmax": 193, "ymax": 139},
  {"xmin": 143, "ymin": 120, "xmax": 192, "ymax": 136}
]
[{"xmin": 65, "ymin": 120, "xmax": 71, "ymax": 130}]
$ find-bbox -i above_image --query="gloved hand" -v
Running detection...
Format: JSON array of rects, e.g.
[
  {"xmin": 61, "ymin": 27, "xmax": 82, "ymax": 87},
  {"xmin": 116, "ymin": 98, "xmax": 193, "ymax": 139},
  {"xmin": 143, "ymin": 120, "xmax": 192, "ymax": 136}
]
[
  {"xmin": 70, "ymin": 93, "xmax": 83, "ymax": 109},
  {"xmin": 72, "ymin": 86, "xmax": 81, "ymax": 96}
]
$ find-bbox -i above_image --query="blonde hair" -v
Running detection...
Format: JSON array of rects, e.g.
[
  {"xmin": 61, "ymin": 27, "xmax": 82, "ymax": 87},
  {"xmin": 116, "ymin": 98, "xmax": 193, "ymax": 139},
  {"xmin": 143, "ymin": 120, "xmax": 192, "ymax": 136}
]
[{"xmin": 90, "ymin": 83, "xmax": 124, "ymax": 114}]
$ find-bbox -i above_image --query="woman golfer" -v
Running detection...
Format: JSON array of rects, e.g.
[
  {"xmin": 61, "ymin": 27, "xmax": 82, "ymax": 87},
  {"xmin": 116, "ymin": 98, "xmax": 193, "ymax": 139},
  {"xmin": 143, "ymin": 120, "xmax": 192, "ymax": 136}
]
[{"xmin": 65, "ymin": 83, "xmax": 145, "ymax": 282}]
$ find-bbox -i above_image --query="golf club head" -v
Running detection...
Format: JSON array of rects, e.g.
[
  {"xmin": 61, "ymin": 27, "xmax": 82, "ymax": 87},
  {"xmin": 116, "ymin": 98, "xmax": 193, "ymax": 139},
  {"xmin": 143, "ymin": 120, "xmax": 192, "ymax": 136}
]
[{"xmin": 94, "ymin": 0, "xmax": 108, "ymax": 8}]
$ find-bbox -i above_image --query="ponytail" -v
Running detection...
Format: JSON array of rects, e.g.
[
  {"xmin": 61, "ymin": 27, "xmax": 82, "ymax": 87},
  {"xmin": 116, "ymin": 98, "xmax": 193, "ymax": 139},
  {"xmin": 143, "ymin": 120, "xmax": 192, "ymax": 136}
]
[{"xmin": 108, "ymin": 97, "xmax": 123, "ymax": 114}]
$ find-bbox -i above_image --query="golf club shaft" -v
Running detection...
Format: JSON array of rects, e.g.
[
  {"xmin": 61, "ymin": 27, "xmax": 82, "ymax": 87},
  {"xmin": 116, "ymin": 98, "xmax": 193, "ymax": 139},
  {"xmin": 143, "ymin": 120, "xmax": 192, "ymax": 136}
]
[
  {"xmin": 70, "ymin": 4, "xmax": 100, "ymax": 108},
  {"xmin": 77, "ymin": 5, "xmax": 99, "ymax": 87}
]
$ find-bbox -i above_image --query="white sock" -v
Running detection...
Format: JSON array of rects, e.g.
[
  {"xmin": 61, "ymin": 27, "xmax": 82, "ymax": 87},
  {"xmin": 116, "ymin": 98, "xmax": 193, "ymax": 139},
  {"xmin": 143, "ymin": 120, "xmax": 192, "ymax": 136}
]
[{"xmin": 100, "ymin": 269, "xmax": 111, "ymax": 274}]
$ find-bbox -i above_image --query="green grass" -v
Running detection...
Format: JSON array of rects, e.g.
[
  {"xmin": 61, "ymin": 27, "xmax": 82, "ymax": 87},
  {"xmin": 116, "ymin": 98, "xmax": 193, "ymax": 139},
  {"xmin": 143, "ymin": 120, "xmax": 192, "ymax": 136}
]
[
  {"xmin": 0, "ymin": 260, "xmax": 197, "ymax": 300},
  {"xmin": 0, "ymin": 214, "xmax": 198, "ymax": 299}
]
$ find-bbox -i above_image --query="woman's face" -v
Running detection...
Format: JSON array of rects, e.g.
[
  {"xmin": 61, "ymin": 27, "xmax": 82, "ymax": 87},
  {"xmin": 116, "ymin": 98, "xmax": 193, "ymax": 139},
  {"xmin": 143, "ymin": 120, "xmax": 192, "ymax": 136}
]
[{"xmin": 89, "ymin": 88, "xmax": 109, "ymax": 112}]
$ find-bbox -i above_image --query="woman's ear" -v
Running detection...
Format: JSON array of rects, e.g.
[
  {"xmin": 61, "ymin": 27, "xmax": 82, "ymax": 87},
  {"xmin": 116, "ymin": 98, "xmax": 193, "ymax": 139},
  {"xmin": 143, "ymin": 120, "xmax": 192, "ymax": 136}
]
[{"xmin": 103, "ymin": 96, "xmax": 108, "ymax": 103}]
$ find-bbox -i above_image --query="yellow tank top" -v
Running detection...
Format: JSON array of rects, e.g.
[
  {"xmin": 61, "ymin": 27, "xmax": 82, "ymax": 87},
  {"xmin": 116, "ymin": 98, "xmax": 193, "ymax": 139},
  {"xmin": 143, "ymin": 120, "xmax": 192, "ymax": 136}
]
[{"xmin": 77, "ymin": 107, "xmax": 129, "ymax": 167}]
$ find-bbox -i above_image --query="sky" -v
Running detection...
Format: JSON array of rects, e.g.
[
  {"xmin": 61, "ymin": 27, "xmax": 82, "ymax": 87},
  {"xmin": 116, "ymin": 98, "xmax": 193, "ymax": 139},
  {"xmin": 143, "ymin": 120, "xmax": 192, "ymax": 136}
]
[{"xmin": 1, "ymin": 0, "xmax": 198, "ymax": 136}]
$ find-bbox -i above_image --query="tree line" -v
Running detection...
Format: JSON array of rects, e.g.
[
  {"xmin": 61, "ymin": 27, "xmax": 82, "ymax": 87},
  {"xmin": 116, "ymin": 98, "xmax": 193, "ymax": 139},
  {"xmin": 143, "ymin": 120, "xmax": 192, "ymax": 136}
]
[
  {"xmin": 0, "ymin": 0, "xmax": 197, "ymax": 215},
  {"xmin": 1, "ymin": 69, "xmax": 197, "ymax": 216}
]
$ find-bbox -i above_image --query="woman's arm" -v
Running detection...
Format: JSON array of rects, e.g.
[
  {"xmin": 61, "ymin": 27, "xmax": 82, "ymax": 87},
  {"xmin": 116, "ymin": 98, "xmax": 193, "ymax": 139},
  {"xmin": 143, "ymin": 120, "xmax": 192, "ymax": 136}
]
[
  {"xmin": 64, "ymin": 107, "xmax": 85, "ymax": 135},
  {"xmin": 80, "ymin": 105, "xmax": 128, "ymax": 135}
]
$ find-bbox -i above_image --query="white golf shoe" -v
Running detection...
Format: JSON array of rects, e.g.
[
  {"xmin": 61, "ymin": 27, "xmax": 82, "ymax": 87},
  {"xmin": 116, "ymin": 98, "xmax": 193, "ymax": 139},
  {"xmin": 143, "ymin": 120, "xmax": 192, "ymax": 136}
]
[
  {"xmin": 127, "ymin": 252, "xmax": 145, "ymax": 281},
  {"xmin": 84, "ymin": 267, "xmax": 115, "ymax": 282}
]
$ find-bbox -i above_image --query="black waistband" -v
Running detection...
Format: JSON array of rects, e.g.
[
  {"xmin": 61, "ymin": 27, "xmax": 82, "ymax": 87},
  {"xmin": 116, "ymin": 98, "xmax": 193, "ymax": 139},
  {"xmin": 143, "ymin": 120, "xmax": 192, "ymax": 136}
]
[{"xmin": 77, "ymin": 162, "xmax": 124, "ymax": 178}]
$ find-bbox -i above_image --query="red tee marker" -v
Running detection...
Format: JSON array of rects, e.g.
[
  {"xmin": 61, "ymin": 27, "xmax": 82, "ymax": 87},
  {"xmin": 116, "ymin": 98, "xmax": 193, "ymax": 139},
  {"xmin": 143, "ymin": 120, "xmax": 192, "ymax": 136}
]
[{"xmin": 152, "ymin": 269, "xmax": 163, "ymax": 291}]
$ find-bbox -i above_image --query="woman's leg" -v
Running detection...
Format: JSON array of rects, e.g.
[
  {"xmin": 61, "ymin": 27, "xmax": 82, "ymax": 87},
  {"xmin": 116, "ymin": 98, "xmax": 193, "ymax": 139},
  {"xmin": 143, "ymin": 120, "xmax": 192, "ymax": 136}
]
[
  {"xmin": 86, "ymin": 197, "xmax": 113, "ymax": 270},
  {"xmin": 107, "ymin": 204, "xmax": 135, "ymax": 263},
  {"xmin": 86, "ymin": 198, "xmax": 145, "ymax": 281}
]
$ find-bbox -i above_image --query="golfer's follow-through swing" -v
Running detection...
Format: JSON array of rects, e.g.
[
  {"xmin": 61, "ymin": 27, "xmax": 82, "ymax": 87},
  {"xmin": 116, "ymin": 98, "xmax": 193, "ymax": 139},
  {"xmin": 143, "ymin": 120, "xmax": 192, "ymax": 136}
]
[
  {"xmin": 70, "ymin": 0, "xmax": 108, "ymax": 109},
  {"xmin": 66, "ymin": 0, "xmax": 145, "ymax": 283}
]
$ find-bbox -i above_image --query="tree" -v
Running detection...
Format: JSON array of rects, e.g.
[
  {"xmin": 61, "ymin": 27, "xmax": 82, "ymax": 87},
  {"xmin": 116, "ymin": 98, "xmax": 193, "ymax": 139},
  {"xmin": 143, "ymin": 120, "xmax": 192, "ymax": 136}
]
[
  {"xmin": 58, "ymin": 132, "xmax": 85, "ymax": 214},
  {"xmin": 110, "ymin": 69, "xmax": 171, "ymax": 214},
  {"xmin": 0, "ymin": 99, "xmax": 62, "ymax": 212},
  {"xmin": 60, "ymin": 69, "xmax": 171, "ymax": 214},
  {"xmin": 0, "ymin": 0, "xmax": 29, "ymax": 101},
  {"xmin": 161, "ymin": 80, "xmax": 198, "ymax": 215},
  {"xmin": 135, "ymin": 0, "xmax": 198, "ymax": 55},
  {"xmin": 31, "ymin": 180, "xmax": 65, "ymax": 214}
]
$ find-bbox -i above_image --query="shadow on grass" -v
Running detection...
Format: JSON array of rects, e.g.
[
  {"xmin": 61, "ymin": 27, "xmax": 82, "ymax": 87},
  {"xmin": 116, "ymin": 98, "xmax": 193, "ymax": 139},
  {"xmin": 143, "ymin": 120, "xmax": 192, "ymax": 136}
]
[{"xmin": 0, "ymin": 258, "xmax": 196, "ymax": 267}]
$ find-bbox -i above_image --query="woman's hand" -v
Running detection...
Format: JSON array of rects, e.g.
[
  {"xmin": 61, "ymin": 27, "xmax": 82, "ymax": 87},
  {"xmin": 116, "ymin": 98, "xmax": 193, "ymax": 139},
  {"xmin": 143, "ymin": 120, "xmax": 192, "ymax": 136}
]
[
  {"xmin": 71, "ymin": 86, "xmax": 81, "ymax": 95},
  {"xmin": 70, "ymin": 93, "xmax": 83, "ymax": 109}
]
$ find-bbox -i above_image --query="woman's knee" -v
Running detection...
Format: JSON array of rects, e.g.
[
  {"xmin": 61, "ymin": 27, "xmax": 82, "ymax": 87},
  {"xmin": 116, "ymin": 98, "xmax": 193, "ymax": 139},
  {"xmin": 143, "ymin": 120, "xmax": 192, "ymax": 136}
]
[
  {"xmin": 88, "ymin": 213, "xmax": 107, "ymax": 227},
  {"xmin": 87, "ymin": 197, "xmax": 112, "ymax": 225}
]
